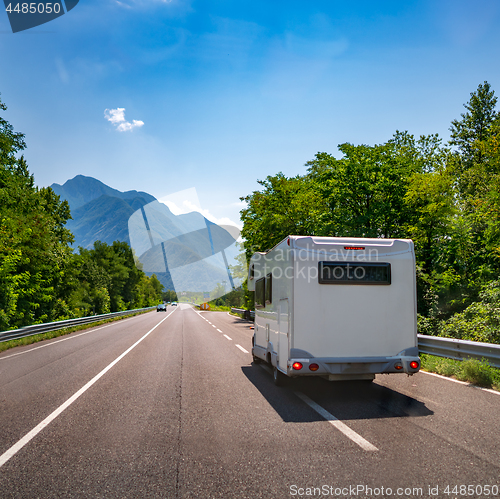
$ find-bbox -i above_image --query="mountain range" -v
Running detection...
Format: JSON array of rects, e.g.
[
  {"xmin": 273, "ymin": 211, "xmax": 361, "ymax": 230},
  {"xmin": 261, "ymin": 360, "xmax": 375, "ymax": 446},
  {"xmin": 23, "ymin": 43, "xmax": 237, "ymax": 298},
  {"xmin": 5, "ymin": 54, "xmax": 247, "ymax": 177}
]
[
  {"xmin": 51, "ymin": 175, "xmax": 239, "ymax": 294},
  {"xmin": 51, "ymin": 175, "xmax": 156, "ymax": 249}
]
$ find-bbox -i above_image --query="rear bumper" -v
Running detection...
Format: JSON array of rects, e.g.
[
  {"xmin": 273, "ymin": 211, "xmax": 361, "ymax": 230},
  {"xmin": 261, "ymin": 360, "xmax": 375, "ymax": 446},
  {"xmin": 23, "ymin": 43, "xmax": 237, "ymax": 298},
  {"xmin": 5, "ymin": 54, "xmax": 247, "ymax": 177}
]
[
  {"xmin": 286, "ymin": 350, "xmax": 420, "ymax": 377},
  {"xmin": 251, "ymin": 344, "xmax": 420, "ymax": 378}
]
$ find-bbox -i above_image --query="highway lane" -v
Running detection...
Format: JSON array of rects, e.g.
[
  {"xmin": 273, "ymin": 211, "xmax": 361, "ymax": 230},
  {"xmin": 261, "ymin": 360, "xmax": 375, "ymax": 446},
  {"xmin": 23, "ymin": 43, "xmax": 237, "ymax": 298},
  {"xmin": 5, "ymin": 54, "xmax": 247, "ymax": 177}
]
[
  {"xmin": 0, "ymin": 310, "xmax": 178, "ymax": 460},
  {"xmin": 0, "ymin": 304, "xmax": 499, "ymax": 498}
]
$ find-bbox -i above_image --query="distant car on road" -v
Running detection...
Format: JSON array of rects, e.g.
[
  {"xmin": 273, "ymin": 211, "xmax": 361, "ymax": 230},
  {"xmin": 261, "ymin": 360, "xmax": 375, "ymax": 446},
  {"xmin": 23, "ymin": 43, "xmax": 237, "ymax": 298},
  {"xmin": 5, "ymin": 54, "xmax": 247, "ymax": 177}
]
[
  {"xmin": 156, "ymin": 303, "xmax": 167, "ymax": 312},
  {"xmin": 171, "ymin": 302, "xmax": 177, "ymax": 306}
]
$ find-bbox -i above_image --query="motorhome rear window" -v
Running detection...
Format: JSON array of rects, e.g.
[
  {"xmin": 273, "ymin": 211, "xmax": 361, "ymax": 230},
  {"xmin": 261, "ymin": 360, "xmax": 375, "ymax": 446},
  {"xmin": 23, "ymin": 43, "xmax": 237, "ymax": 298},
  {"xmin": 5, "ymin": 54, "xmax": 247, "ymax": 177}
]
[
  {"xmin": 318, "ymin": 262, "xmax": 391, "ymax": 285},
  {"xmin": 255, "ymin": 277, "xmax": 265, "ymax": 307},
  {"xmin": 265, "ymin": 273, "xmax": 272, "ymax": 304}
]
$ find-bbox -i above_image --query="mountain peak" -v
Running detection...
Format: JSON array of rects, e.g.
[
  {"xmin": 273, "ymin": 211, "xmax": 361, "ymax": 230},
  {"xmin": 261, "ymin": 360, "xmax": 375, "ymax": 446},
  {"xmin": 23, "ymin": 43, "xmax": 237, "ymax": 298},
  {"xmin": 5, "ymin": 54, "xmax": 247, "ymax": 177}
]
[{"xmin": 51, "ymin": 175, "xmax": 156, "ymax": 211}]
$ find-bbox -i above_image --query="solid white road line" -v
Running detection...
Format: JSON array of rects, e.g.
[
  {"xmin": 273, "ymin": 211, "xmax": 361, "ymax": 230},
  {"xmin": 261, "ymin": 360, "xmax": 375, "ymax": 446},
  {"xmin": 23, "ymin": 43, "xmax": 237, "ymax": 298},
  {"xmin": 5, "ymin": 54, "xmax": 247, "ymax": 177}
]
[
  {"xmin": 294, "ymin": 391, "xmax": 378, "ymax": 452},
  {"xmin": 0, "ymin": 315, "xmax": 141, "ymax": 362},
  {"xmin": 420, "ymin": 370, "xmax": 500, "ymax": 396},
  {"xmin": 0, "ymin": 308, "xmax": 177, "ymax": 469},
  {"xmin": 223, "ymin": 334, "xmax": 232, "ymax": 341},
  {"xmin": 235, "ymin": 344, "xmax": 249, "ymax": 353}
]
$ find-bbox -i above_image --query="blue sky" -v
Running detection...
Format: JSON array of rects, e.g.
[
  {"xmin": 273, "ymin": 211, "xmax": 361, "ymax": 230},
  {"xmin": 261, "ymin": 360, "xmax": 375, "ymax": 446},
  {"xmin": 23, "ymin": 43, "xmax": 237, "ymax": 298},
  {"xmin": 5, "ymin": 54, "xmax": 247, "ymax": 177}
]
[{"xmin": 1, "ymin": 0, "xmax": 500, "ymax": 226}]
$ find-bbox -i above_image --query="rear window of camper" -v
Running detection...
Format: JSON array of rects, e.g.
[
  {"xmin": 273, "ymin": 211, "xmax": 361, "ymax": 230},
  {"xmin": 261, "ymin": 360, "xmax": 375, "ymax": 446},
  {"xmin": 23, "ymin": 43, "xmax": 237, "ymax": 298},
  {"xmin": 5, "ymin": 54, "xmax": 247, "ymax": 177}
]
[
  {"xmin": 318, "ymin": 262, "xmax": 391, "ymax": 285},
  {"xmin": 255, "ymin": 274, "xmax": 272, "ymax": 307},
  {"xmin": 265, "ymin": 273, "xmax": 272, "ymax": 304},
  {"xmin": 255, "ymin": 278, "xmax": 265, "ymax": 307}
]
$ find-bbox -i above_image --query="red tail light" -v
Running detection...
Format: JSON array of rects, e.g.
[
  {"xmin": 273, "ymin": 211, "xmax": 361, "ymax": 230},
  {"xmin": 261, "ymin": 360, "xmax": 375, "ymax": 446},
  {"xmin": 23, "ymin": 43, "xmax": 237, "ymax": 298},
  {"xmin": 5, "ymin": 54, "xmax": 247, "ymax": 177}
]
[
  {"xmin": 292, "ymin": 362, "xmax": 303, "ymax": 370},
  {"xmin": 410, "ymin": 361, "xmax": 419, "ymax": 369}
]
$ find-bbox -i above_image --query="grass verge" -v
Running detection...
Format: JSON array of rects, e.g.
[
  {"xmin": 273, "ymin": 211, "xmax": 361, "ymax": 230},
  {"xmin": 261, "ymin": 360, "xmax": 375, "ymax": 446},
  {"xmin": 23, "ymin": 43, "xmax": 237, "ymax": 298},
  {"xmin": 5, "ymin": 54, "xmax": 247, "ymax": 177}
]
[
  {"xmin": 0, "ymin": 309, "xmax": 153, "ymax": 354},
  {"xmin": 420, "ymin": 353, "xmax": 500, "ymax": 391},
  {"xmin": 205, "ymin": 304, "xmax": 232, "ymax": 312}
]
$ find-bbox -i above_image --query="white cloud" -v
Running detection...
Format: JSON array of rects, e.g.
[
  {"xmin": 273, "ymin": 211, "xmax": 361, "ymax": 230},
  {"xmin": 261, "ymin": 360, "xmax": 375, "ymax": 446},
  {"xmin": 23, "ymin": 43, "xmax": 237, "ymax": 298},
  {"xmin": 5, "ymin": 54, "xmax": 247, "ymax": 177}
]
[{"xmin": 104, "ymin": 108, "xmax": 144, "ymax": 132}]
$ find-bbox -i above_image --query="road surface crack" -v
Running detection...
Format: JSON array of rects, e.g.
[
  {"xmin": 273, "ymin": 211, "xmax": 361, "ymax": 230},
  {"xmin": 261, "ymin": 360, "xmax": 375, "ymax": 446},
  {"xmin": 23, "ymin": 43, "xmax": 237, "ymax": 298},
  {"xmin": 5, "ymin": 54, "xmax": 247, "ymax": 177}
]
[{"xmin": 175, "ymin": 315, "xmax": 184, "ymax": 499}]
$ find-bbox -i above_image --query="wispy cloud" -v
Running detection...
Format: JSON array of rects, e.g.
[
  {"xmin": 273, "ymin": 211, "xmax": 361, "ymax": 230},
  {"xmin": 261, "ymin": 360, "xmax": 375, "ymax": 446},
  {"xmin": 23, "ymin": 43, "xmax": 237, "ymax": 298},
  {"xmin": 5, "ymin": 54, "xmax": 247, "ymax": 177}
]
[
  {"xmin": 159, "ymin": 188, "xmax": 242, "ymax": 228},
  {"xmin": 115, "ymin": 0, "xmax": 174, "ymax": 8},
  {"xmin": 55, "ymin": 58, "xmax": 69, "ymax": 84},
  {"xmin": 104, "ymin": 108, "xmax": 144, "ymax": 132}
]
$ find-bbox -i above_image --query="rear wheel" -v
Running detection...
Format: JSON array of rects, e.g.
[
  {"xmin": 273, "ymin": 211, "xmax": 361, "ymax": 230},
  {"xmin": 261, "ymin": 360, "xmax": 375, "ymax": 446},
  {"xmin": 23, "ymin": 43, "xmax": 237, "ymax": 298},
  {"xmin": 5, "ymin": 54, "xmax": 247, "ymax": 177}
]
[{"xmin": 273, "ymin": 366, "xmax": 287, "ymax": 386}]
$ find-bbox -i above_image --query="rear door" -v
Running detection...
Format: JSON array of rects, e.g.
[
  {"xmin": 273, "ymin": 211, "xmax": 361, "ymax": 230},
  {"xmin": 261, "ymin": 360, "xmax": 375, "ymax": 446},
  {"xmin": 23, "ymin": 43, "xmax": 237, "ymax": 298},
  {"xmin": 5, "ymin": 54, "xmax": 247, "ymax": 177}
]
[{"xmin": 278, "ymin": 299, "xmax": 289, "ymax": 371}]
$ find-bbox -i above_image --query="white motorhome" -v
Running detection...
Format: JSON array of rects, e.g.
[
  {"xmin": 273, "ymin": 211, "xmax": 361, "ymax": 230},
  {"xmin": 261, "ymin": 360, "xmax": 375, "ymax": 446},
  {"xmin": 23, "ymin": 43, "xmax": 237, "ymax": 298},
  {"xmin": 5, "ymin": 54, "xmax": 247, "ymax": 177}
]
[{"xmin": 248, "ymin": 236, "xmax": 420, "ymax": 385}]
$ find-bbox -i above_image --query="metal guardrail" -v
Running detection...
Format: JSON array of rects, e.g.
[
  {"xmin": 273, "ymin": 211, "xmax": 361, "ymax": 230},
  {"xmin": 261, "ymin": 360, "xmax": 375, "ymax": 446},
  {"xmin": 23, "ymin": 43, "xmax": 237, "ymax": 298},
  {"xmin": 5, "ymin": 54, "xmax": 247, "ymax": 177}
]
[
  {"xmin": 417, "ymin": 334, "xmax": 500, "ymax": 368},
  {"xmin": 0, "ymin": 307, "xmax": 156, "ymax": 343},
  {"xmin": 206, "ymin": 308, "xmax": 500, "ymax": 367},
  {"xmin": 225, "ymin": 312, "xmax": 500, "ymax": 367},
  {"xmin": 230, "ymin": 308, "xmax": 255, "ymax": 320}
]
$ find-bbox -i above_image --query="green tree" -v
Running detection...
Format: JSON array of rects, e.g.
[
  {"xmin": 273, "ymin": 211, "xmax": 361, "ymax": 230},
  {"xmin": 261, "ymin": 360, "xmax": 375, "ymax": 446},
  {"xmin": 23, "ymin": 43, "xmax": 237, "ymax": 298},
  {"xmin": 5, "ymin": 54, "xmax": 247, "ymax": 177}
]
[
  {"xmin": 76, "ymin": 241, "xmax": 144, "ymax": 312},
  {"xmin": 1, "ymin": 97, "xmax": 74, "ymax": 328},
  {"xmin": 162, "ymin": 289, "xmax": 178, "ymax": 302},
  {"xmin": 135, "ymin": 274, "xmax": 164, "ymax": 307},
  {"xmin": 307, "ymin": 134, "xmax": 421, "ymax": 238},
  {"xmin": 450, "ymin": 81, "xmax": 498, "ymax": 165},
  {"xmin": 449, "ymin": 81, "xmax": 499, "ymax": 198},
  {"xmin": 240, "ymin": 173, "xmax": 323, "ymax": 257},
  {"xmin": 0, "ymin": 93, "xmax": 26, "ymax": 168},
  {"xmin": 440, "ymin": 84, "xmax": 500, "ymax": 312}
]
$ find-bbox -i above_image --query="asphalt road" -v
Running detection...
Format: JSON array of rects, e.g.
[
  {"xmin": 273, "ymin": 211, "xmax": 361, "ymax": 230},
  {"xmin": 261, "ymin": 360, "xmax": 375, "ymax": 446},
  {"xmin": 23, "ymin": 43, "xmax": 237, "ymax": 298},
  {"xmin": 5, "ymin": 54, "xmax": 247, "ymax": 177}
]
[{"xmin": 0, "ymin": 304, "xmax": 499, "ymax": 499}]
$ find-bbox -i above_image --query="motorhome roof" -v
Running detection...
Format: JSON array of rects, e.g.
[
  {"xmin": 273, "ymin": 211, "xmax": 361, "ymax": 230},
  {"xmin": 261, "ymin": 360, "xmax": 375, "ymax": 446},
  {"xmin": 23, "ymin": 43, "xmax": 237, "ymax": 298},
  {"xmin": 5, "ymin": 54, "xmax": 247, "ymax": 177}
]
[{"xmin": 259, "ymin": 235, "xmax": 411, "ymax": 253}]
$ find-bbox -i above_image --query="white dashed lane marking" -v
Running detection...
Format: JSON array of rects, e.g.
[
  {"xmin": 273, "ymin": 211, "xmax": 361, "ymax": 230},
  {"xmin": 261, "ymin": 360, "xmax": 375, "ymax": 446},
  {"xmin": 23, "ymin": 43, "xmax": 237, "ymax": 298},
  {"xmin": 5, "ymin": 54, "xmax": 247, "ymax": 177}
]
[{"xmin": 191, "ymin": 306, "xmax": 251, "ymax": 357}]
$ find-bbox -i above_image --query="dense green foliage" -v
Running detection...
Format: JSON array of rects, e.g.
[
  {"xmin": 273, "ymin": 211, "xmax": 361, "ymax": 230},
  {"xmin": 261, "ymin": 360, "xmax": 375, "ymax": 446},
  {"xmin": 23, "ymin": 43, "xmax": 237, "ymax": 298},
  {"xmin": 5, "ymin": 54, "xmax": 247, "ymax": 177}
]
[
  {"xmin": 162, "ymin": 289, "xmax": 178, "ymax": 302},
  {"xmin": 0, "ymin": 94, "xmax": 163, "ymax": 330},
  {"xmin": 420, "ymin": 354, "xmax": 500, "ymax": 391},
  {"xmin": 241, "ymin": 82, "xmax": 500, "ymax": 344}
]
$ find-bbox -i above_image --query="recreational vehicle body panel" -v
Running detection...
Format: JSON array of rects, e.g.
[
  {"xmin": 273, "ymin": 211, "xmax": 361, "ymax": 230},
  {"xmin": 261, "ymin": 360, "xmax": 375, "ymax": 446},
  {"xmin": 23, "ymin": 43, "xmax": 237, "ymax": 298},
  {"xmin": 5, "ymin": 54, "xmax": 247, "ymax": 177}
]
[{"xmin": 248, "ymin": 236, "xmax": 420, "ymax": 382}]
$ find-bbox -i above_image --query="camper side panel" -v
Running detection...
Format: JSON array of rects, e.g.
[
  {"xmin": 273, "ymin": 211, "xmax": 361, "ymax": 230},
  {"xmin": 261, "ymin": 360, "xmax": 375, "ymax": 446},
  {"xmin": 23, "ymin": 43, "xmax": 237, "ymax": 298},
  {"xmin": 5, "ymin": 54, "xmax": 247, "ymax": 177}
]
[{"xmin": 252, "ymin": 242, "xmax": 293, "ymax": 368}]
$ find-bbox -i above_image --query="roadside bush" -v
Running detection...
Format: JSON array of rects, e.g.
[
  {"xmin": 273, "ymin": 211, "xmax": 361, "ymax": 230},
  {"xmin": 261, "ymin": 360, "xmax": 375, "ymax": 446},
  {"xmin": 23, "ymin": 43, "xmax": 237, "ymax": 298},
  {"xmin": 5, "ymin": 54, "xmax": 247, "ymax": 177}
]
[
  {"xmin": 438, "ymin": 280, "xmax": 500, "ymax": 344},
  {"xmin": 417, "ymin": 314, "xmax": 441, "ymax": 336},
  {"xmin": 456, "ymin": 358, "xmax": 497, "ymax": 387}
]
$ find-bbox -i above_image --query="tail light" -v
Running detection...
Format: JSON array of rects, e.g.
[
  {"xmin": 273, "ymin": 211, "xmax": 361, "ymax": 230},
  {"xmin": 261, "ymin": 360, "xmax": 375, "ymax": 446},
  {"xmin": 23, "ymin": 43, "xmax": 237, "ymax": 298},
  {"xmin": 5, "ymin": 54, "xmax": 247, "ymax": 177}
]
[
  {"xmin": 410, "ymin": 361, "xmax": 419, "ymax": 369},
  {"xmin": 309, "ymin": 363, "xmax": 319, "ymax": 371},
  {"xmin": 292, "ymin": 362, "xmax": 303, "ymax": 370},
  {"xmin": 394, "ymin": 362, "xmax": 403, "ymax": 370}
]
